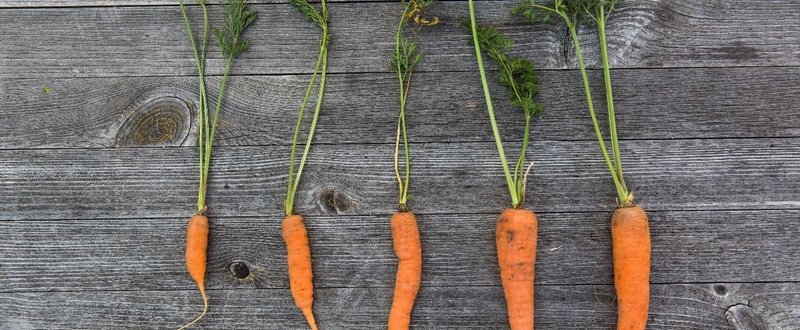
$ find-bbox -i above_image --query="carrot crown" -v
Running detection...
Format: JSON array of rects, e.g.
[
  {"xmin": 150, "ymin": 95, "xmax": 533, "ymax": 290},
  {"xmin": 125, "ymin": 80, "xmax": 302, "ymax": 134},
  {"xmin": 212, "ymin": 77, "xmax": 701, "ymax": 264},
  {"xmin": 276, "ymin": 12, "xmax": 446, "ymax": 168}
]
[
  {"xmin": 514, "ymin": 0, "xmax": 633, "ymax": 206},
  {"xmin": 466, "ymin": 1, "xmax": 545, "ymax": 209},
  {"xmin": 284, "ymin": 0, "xmax": 330, "ymax": 216}
]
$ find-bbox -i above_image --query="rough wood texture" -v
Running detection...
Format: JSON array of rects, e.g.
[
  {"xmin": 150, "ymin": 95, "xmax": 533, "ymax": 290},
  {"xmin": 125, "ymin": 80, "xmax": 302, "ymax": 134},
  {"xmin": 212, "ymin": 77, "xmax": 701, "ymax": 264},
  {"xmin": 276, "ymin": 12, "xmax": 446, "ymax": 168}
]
[
  {"xmin": 1, "ymin": 139, "xmax": 797, "ymax": 220},
  {"xmin": 2, "ymin": 284, "xmax": 799, "ymax": 329},
  {"xmin": 4, "ymin": 66, "xmax": 800, "ymax": 149},
  {"xmin": 2, "ymin": 0, "xmax": 800, "ymax": 78},
  {"xmin": 1, "ymin": 210, "xmax": 798, "ymax": 293},
  {"xmin": 3, "ymin": 0, "xmax": 800, "ymax": 328}
]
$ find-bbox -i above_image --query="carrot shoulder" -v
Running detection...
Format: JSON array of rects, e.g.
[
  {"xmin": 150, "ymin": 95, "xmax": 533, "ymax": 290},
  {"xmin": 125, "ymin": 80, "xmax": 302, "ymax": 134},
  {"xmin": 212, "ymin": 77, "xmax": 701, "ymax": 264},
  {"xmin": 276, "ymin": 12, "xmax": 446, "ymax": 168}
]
[
  {"xmin": 388, "ymin": 211, "xmax": 422, "ymax": 330},
  {"xmin": 611, "ymin": 206, "xmax": 651, "ymax": 330},
  {"xmin": 496, "ymin": 208, "xmax": 538, "ymax": 330},
  {"xmin": 282, "ymin": 214, "xmax": 318, "ymax": 330},
  {"xmin": 182, "ymin": 214, "xmax": 209, "ymax": 329}
]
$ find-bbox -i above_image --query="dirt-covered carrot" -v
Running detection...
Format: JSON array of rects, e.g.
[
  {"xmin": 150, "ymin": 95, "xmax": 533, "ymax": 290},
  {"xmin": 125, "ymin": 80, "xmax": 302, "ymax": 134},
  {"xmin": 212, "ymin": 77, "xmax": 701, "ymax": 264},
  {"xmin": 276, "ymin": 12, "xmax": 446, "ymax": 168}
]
[
  {"xmin": 466, "ymin": 2, "xmax": 546, "ymax": 328},
  {"xmin": 176, "ymin": 1, "xmax": 256, "ymax": 328},
  {"xmin": 386, "ymin": 2, "xmax": 438, "ymax": 329},
  {"xmin": 514, "ymin": 1, "xmax": 651, "ymax": 328},
  {"xmin": 282, "ymin": 1, "xmax": 330, "ymax": 328}
]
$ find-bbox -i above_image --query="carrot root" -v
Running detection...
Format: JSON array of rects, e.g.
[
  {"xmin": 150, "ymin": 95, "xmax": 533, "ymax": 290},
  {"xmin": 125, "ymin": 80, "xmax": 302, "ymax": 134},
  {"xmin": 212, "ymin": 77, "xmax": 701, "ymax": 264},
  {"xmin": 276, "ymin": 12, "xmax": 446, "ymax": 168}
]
[
  {"xmin": 388, "ymin": 211, "xmax": 422, "ymax": 330},
  {"xmin": 611, "ymin": 206, "xmax": 651, "ymax": 330},
  {"xmin": 282, "ymin": 215, "xmax": 318, "ymax": 330},
  {"xmin": 496, "ymin": 208, "xmax": 538, "ymax": 330},
  {"xmin": 181, "ymin": 214, "xmax": 210, "ymax": 329}
]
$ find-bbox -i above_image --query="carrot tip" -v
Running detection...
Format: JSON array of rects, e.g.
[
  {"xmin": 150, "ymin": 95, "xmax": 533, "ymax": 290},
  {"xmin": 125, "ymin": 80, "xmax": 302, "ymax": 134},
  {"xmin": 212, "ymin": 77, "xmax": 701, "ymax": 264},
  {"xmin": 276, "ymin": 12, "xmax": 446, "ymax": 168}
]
[
  {"xmin": 300, "ymin": 307, "xmax": 318, "ymax": 330},
  {"xmin": 179, "ymin": 286, "xmax": 208, "ymax": 330}
]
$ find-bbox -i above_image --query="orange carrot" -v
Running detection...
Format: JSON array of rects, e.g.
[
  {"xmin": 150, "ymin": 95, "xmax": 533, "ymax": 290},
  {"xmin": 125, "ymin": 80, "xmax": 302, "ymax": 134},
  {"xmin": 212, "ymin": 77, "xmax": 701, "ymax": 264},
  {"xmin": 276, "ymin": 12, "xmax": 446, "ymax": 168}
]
[
  {"xmin": 180, "ymin": 214, "xmax": 209, "ymax": 329},
  {"xmin": 495, "ymin": 208, "xmax": 538, "ymax": 330},
  {"xmin": 611, "ymin": 206, "xmax": 651, "ymax": 330},
  {"xmin": 388, "ymin": 211, "xmax": 422, "ymax": 330},
  {"xmin": 282, "ymin": 215, "xmax": 318, "ymax": 330}
]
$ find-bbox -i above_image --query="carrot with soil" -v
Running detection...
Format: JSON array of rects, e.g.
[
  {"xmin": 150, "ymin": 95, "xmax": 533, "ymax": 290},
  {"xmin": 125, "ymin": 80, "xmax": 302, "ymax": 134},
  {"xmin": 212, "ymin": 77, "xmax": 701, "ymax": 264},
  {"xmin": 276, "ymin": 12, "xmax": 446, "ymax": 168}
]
[
  {"xmin": 387, "ymin": 1, "xmax": 438, "ymax": 329},
  {"xmin": 282, "ymin": 1, "xmax": 330, "ymax": 329},
  {"xmin": 513, "ymin": 1, "xmax": 651, "ymax": 329},
  {"xmin": 466, "ymin": 1, "xmax": 546, "ymax": 328},
  {"xmin": 176, "ymin": 0, "xmax": 256, "ymax": 328}
]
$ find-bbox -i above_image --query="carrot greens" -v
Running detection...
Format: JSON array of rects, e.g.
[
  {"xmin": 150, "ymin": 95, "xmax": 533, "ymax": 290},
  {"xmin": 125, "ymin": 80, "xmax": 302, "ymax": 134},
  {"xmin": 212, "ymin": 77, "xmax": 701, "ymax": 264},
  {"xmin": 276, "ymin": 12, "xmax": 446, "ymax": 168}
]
[
  {"xmin": 391, "ymin": 0, "xmax": 438, "ymax": 210},
  {"xmin": 284, "ymin": 0, "xmax": 330, "ymax": 216},
  {"xmin": 466, "ymin": 0, "xmax": 544, "ymax": 209},
  {"xmin": 513, "ymin": 0, "xmax": 632, "ymax": 206},
  {"xmin": 178, "ymin": 0, "xmax": 256, "ymax": 214}
]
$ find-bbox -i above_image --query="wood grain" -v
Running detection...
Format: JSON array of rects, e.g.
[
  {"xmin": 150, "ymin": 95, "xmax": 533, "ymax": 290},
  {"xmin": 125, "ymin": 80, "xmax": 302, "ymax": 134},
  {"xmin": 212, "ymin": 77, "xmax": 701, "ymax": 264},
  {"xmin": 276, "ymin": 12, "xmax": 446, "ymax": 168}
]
[
  {"xmin": 1, "ymin": 139, "xmax": 798, "ymax": 221},
  {"xmin": 4, "ymin": 66, "xmax": 800, "ymax": 149},
  {"xmin": 2, "ymin": 0, "xmax": 799, "ymax": 78},
  {"xmin": 1, "ymin": 283, "xmax": 798, "ymax": 329},
  {"xmin": 1, "ymin": 210, "xmax": 798, "ymax": 293}
]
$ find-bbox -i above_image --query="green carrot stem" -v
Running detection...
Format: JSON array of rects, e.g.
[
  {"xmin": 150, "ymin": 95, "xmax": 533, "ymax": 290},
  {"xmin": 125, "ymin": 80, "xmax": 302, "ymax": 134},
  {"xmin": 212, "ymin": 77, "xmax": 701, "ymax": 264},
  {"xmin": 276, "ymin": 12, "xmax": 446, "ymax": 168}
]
[
  {"xmin": 597, "ymin": 8, "xmax": 627, "ymax": 192},
  {"xmin": 468, "ymin": 0, "xmax": 519, "ymax": 208},
  {"xmin": 568, "ymin": 26, "xmax": 627, "ymax": 204}
]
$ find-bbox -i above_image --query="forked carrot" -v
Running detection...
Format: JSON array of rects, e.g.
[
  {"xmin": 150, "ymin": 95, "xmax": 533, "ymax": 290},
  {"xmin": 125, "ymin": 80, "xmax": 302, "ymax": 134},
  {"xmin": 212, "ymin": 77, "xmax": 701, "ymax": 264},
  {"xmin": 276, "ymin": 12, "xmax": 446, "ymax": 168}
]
[
  {"xmin": 514, "ymin": 1, "xmax": 652, "ymax": 328},
  {"xmin": 282, "ymin": 0, "xmax": 330, "ymax": 328},
  {"xmin": 467, "ymin": 1, "xmax": 546, "ymax": 328},
  {"xmin": 176, "ymin": 0, "xmax": 256, "ymax": 328},
  {"xmin": 611, "ymin": 206, "xmax": 650, "ymax": 330},
  {"xmin": 282, "ymin": 215, "xmax": 318, "ymax": 330},
  {"xmin": 387, "ymin": 1, "xmax": 438, "ymax": 329},
  {"xmin": 388, "ymin": 211, "xmax": 422, "ymax": 330}
]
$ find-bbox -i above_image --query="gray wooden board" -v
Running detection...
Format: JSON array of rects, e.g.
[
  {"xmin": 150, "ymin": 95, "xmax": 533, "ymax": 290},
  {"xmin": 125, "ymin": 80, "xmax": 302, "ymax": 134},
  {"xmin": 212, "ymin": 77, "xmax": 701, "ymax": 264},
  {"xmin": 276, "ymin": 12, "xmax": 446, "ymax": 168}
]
[
  {"xmin": 3, "ymin": 66, "xmax": 800, "ymax": 149},
  {"xmin": 1, "ymin": 139, "xmax": 798, "ymax": 221},
  {"xmin": 1, "ymin": 210, "xmax": 799, "ymax": 293},
  {"xmin": 2, "ymin": 283, "xmax": 799, "ymax": 329},
  {"xmin": 3, "ymin": 0, "xmax": 800, "ymax": 328},
  {"xmin": 3, "ymin": 0, "xmax": 800, "ymax": 78}
]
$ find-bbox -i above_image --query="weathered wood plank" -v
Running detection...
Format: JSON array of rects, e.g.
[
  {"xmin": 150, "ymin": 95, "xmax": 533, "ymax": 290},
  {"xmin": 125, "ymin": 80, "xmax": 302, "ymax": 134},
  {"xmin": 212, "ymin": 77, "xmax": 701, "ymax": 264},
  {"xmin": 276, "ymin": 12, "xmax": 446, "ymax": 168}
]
[
  {"xmin": 4, "ymin": 66, "xmax": 800, "ymax": 149},
  {"xmin": 1, "ymin": 283, "xmax": 798, "ymax": 329},
  {"xmin": 0, "ymin": 0, "xmax": 383, "ymax": 7},
  {"xmin": 2, "ymin": 1, "xmax": 799, "ymax": 78},
  {"xmin": 1, "ymin": 210, "xmax": 798, "ymax": 293},
  {"xmin": 0, "ymin": 139, "xmax": 797, "ymax": 220}
]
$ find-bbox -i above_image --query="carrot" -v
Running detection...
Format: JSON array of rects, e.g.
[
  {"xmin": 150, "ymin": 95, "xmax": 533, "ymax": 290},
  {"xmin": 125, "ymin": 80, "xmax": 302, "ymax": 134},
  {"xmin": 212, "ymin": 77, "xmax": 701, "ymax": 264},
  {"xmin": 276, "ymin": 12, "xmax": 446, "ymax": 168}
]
[
  {"xmin": 176, "ymin": 1, "xmax": 256, "ymax": 328},
  {"xmin": 282, "ymin": 215, "xmax": 318, "ymax": 330},
  {"xmin": 496, "ymin": 209, "xmax": 538, "ymax": 329},
  {"xmin": 467, "ymin": 1, "xmax": 546, "ymax": 328},
  {"xmin": 283, "ymin": 1, "xmax": 330, "ymax": 328},
  {"xmin": 386, "ymin": 2, "xmax": 437, "ymax": 328},
  {"xmin": 388, "ymin": 211, "xmax": 422, "ymax": 330},
  {"xmin": 514, "ymin": 2, "xmax": 652, "ymax": 328},
  {"xmin": 611, "ymin": 206, "xmax": 650, "ymax": 330},
  {"xmin": 180, "ymin": 214, "xmax": 209, "ymax": 330}
]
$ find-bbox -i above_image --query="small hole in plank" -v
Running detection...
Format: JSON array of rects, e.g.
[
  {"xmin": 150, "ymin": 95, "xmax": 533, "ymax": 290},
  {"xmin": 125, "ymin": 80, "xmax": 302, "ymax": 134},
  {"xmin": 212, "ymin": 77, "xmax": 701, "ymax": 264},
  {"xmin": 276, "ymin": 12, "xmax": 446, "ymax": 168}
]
[{"xmin": 228, "ymin": 261, "xmax": 250, "ymax": 279}]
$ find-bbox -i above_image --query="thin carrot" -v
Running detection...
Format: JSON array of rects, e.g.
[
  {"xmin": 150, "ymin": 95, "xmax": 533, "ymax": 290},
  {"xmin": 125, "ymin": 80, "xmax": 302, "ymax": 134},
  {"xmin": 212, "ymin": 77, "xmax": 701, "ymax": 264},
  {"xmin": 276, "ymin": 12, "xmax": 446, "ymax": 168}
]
[
  {"xmin": 176, "ymin": 0, "xmax": 256, "ymax": 328},
  {"xmin": 282, "ymin": 215, "xmax": 318, "ymax": 330},
  {"xmin": 496, "ymin": 209, "xmax": 538, "ymax": 329},
  {"xmin": 283, "ymin": 1, "xmax": 330, "ymax": 328},
  {"xmin": 387, "ymin": 1, "xmax": 437, "ymax": 329},
  {"xmin": 466, "ymin": 1, "xmax": 546, "ymax": 328},
  {"xmin": 180, "ymin": 214, "xmax": 209, "ymax": 330},
  {"xmin": 611, "ymin": 206, "xmax": 650, "ymax": 330},
  {"xmin": 388, "ymin": 211, "xmax": 422, "ymax": 330},
  {"xmin": 514, "ymin": 2, "xmax": 651, "ymax": 328}
]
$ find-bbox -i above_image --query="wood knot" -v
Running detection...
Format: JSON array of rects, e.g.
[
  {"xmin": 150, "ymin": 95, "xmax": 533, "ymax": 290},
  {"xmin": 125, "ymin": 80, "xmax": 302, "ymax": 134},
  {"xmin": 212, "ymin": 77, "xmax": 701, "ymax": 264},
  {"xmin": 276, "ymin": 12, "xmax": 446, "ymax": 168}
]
[
  {"xmin": 228, "ymin": 260, "xmax": 251, "ymax": 280},
  {"xmin": 317, "ymin": 188, "xmax": 357, "ymax": 215},
  {"xmin": 115, "ymin": 96, "xmax": 191, "ymax": 146},
  {"xmin": 725, "ymin": 304, "xmax": 769, "ymax": 330}
]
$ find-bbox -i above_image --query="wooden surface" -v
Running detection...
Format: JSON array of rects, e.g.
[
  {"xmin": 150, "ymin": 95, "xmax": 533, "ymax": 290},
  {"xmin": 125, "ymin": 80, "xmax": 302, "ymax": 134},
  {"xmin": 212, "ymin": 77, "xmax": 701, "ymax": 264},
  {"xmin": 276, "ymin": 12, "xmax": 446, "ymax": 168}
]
[{"xmin": 1, "ymin": 0, "xmax": 799, "ymax": 329}]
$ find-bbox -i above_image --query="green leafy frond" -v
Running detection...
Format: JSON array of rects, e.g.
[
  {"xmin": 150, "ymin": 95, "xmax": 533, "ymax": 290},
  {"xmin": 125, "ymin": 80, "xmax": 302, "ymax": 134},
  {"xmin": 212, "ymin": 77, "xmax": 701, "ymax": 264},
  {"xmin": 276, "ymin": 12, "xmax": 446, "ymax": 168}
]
[
  {"xmin": 289, "ymin": 0, "xmax": 325, "ymax": 27},
  {"xmin": 214, "ymin": 0, "xmax": 257, "ymax": 59}
]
